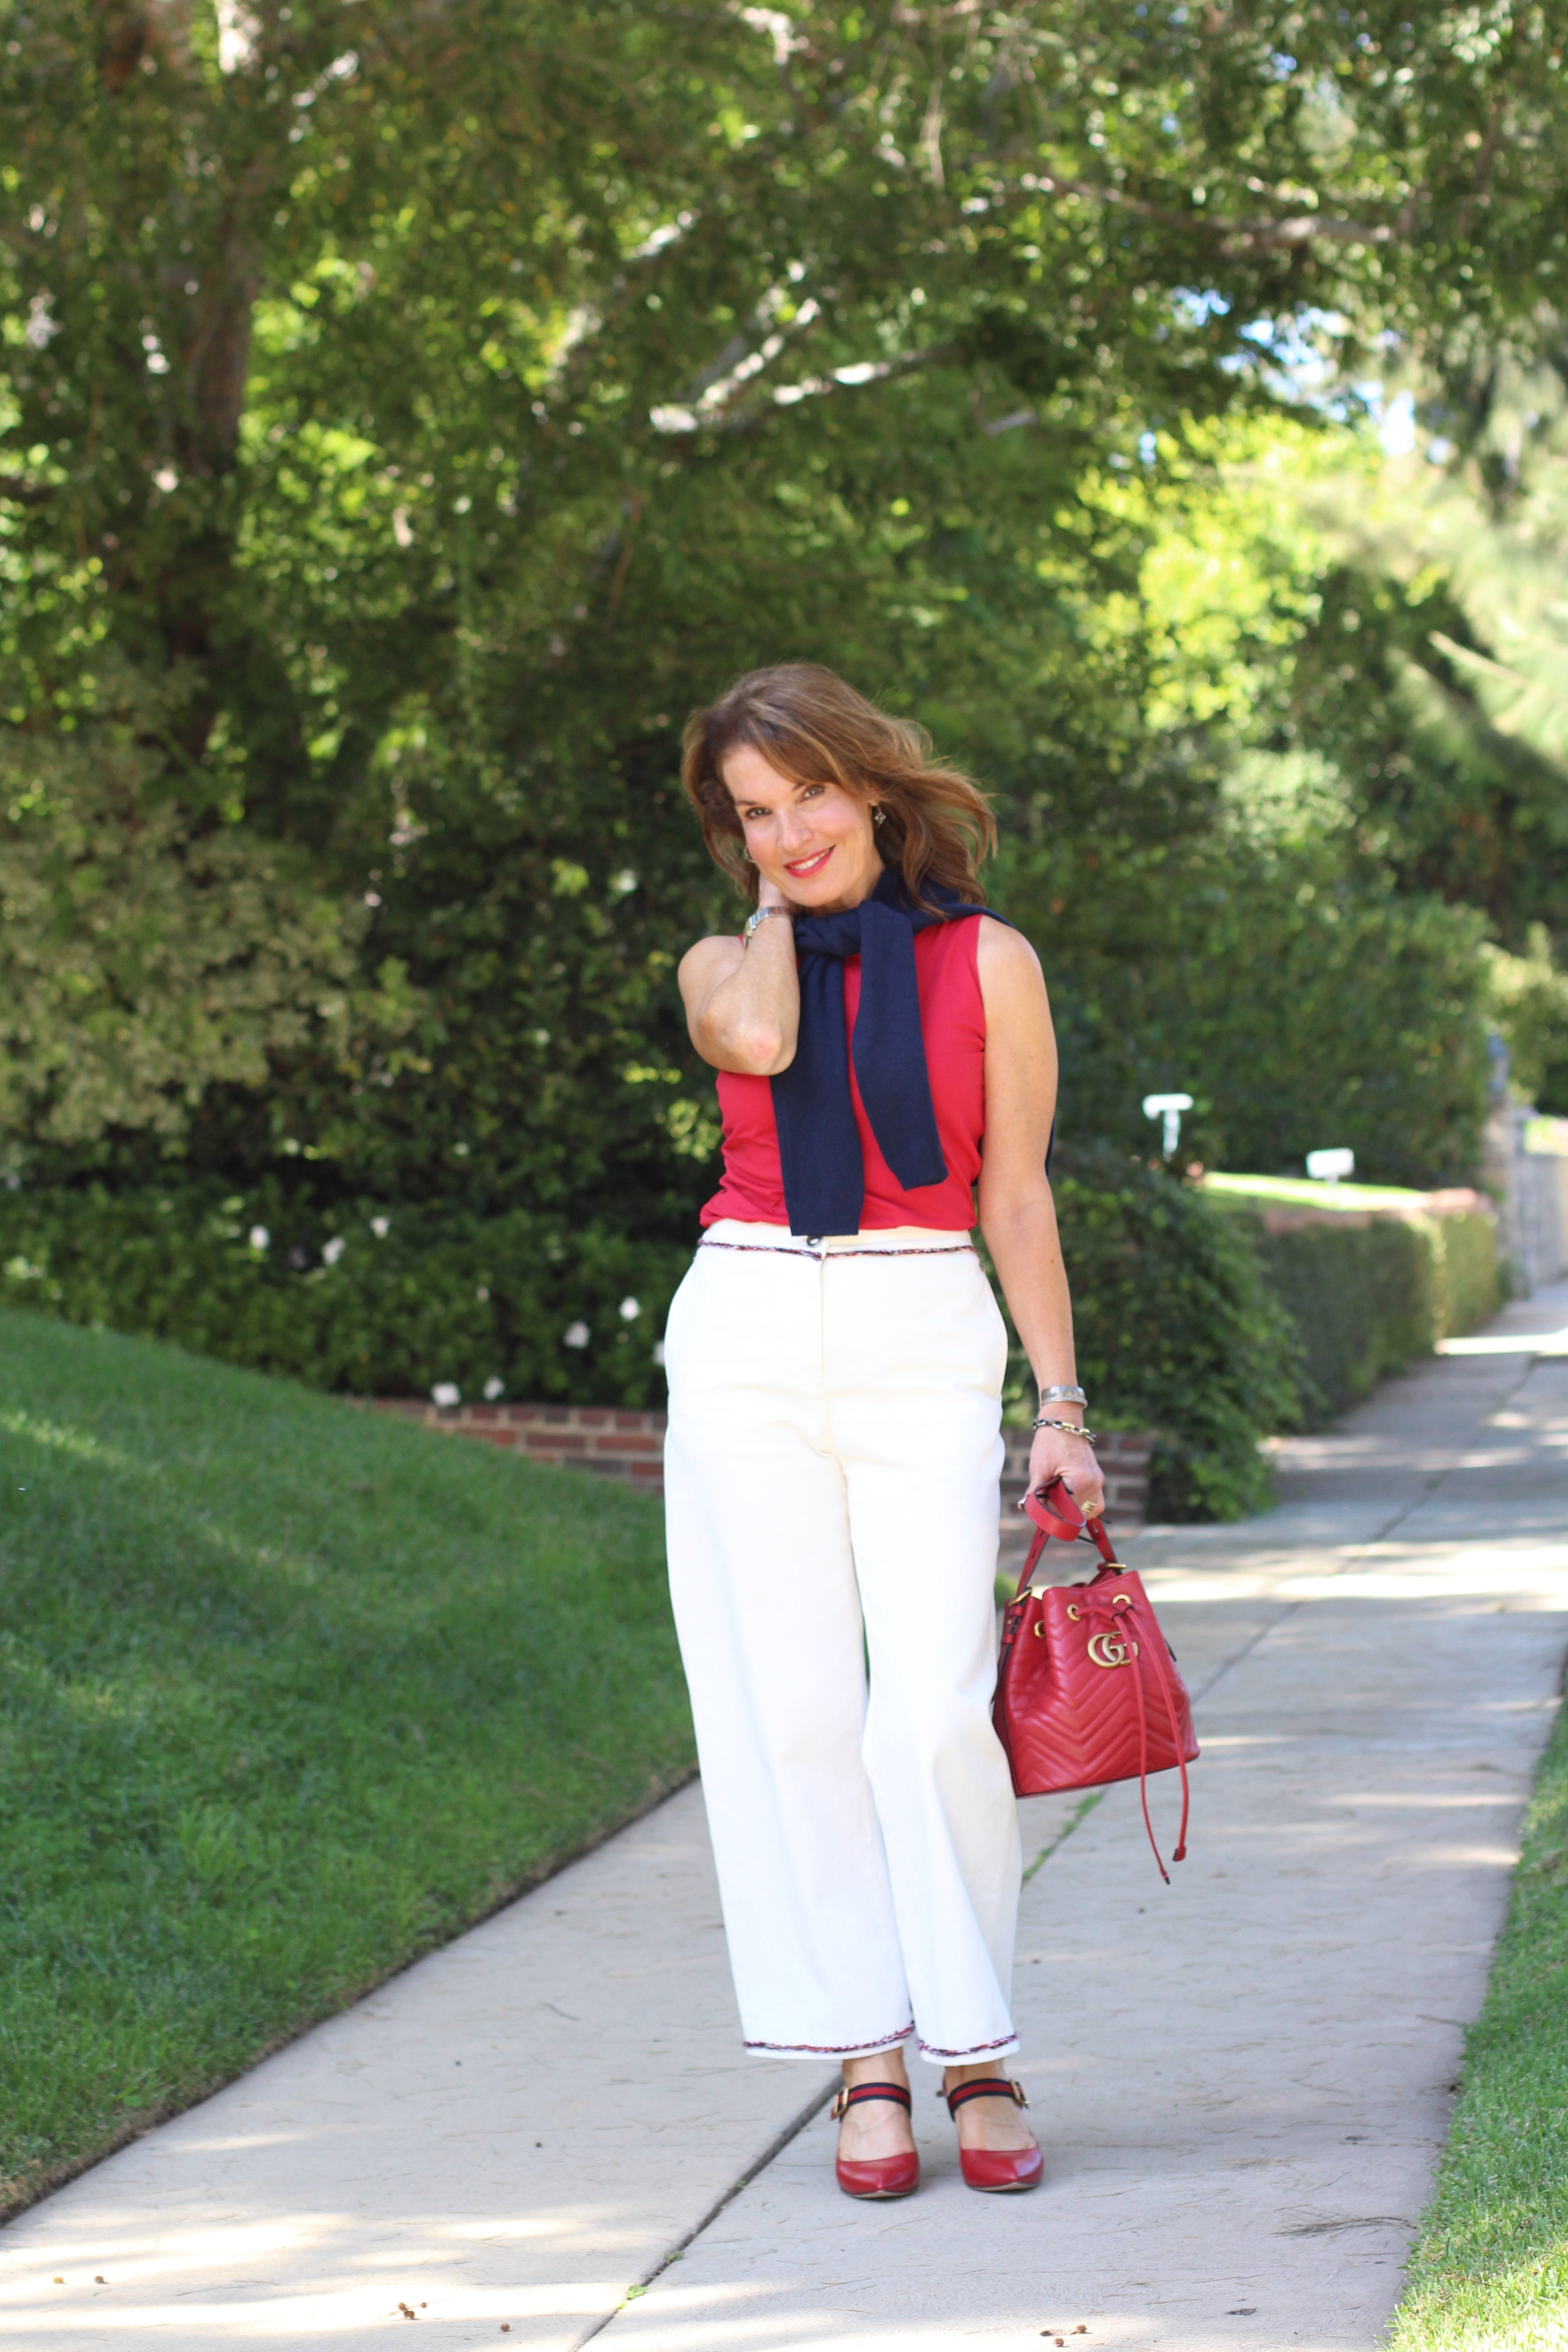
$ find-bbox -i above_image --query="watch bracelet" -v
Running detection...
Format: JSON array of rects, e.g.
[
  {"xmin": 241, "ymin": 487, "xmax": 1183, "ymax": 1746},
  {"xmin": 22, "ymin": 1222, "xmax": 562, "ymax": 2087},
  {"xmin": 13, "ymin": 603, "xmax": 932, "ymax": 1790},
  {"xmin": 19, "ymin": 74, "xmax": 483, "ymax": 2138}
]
[{"xmin": 744, "ymin": 904, "xmax": 794, "ymax": 939}]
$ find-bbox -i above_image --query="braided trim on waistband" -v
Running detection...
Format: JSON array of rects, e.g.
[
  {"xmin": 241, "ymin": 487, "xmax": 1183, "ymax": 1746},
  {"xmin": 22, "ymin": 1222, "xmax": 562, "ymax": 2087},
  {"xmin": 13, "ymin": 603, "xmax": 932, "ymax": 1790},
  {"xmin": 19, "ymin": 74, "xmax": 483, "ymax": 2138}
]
[{"xmin": 697, "ymin": 1238, "xmax": 977, "ymax": 1260}]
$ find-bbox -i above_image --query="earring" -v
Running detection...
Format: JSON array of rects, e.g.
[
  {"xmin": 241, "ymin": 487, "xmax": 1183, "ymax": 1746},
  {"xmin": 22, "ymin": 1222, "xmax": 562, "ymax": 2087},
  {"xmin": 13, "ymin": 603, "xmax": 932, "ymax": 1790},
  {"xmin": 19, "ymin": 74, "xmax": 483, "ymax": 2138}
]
[{"xmin": 872, "ymin": 805, "xmax": 886, "ymax": 827}]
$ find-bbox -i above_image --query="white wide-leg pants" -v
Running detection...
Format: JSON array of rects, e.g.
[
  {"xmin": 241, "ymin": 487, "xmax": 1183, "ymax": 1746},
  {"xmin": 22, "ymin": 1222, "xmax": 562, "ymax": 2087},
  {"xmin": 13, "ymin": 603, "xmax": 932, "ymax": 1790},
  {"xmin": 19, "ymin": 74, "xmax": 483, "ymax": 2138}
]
[{"xmin": 663, "ymin": 1221, "xmax": 1020, "ymax": 2065}]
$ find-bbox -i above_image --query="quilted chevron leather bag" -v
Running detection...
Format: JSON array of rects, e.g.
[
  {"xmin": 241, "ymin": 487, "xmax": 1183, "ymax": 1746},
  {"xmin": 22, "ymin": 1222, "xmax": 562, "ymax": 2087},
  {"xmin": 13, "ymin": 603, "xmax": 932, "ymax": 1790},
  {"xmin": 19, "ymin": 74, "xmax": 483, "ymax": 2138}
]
[{"xmin": 993, "ymin": 1478, "xmax": 1197, "ymax": 1880}]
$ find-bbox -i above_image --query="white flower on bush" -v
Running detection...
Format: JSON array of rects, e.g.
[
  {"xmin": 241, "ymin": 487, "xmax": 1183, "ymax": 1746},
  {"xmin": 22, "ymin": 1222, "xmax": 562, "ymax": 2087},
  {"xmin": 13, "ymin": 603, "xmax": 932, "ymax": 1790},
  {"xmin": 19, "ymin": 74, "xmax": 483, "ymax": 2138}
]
[
  {"xmin": 432, "ymin": 1382, "xmax": 460, "ymax": 1408},
  {"xmin": 652, "ymin": 1338, "xmax": 667, "ymax": 1367},
  {"xmin": 248, "ymin": 1226, "xmax": 270, "ymax": 1252},
  {"xmin": 483, "ymin": 1376, "xmax": 506, "ymax": 1401},
  {"xmin": 618, "ymin": 1295, "xmax": 641, "ymax": 1321},
  {"xmin": 370, "ymin": 1216, "xmax": 391, "ymax": 1239},
  {"xmin": 563, "ymin": 1320, "xmax": 591, "ymax": 1349},
  {"xmin": 321, "ymin": 1236, "xmax": 346, "ymax": 1266}
]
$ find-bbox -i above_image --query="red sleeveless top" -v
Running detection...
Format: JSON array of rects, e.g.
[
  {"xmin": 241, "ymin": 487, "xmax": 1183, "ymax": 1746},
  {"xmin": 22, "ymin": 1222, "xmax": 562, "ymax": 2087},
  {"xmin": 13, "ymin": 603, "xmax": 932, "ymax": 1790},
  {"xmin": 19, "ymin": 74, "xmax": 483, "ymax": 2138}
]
[{"xmin": 699, "ymin": 916, "xmax": 986, "ymax": 1232}]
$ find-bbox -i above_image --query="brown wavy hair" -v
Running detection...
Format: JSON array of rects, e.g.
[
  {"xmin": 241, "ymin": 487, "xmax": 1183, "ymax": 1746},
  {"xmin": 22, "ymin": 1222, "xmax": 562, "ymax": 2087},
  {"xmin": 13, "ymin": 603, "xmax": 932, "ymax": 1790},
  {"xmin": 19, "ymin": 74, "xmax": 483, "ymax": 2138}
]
[{"xmin": 680, "ymin": 664, "xmax": 997, "ymax": 910}]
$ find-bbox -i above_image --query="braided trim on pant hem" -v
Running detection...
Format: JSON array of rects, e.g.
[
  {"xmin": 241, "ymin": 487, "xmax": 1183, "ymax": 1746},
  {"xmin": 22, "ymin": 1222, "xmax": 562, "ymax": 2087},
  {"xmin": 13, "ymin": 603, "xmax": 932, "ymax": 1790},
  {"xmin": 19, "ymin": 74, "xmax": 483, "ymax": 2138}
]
[
  {"xmin": 744, "ymin": 2023, "xmax": 915, "ymax": 2055},
  {"xmin": 917, "ymin": 2031, "xmax": 1020, "ymax": 2060}
]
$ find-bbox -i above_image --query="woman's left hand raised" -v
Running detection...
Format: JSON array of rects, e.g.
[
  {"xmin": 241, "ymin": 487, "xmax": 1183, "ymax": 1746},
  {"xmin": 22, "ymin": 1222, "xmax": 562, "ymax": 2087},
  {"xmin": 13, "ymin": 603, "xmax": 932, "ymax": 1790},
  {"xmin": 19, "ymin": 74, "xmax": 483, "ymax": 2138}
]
[{"xmin": 1027, "ymin": 1424, "xmax": 1104, "ymax": 1521}]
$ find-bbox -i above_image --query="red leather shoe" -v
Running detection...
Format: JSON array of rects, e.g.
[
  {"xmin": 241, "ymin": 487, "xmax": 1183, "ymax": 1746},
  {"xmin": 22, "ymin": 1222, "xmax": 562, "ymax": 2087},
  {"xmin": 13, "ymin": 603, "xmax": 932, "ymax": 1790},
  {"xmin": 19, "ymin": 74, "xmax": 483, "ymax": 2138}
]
[
  {"xmin": 831, "ymin": 2081, "xmax": 920, "ymax": 2200},
  {"xmin": 945, "ymin": 2077, "xmax": 1043, "ymax": 2193}
]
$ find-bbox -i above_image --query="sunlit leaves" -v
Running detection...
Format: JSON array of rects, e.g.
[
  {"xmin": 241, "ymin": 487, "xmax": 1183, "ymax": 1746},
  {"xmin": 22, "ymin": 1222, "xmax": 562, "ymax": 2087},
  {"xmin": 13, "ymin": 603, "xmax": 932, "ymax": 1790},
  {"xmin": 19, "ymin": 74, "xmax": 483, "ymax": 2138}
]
[{"xmin": 4, "ymin": 2, "xmax": 1565, "ymax": 1203}]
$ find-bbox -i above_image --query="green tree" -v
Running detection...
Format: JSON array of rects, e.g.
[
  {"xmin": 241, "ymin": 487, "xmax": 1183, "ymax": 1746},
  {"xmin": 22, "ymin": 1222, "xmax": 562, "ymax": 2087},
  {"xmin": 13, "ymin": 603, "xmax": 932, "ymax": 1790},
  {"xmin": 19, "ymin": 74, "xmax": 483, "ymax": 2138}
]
[
  {"xmin": 1289, "ymin": 362, "xmax": 1568, "ymax": 944},
  {"xmin": 7, "ymin": 2, "xmax": 1566, "ymax": 1208},
  {"xmin": 1279, "ymin": 357, "xmax": 1568, "ymax": 1107},
  {"xmin": 0, "ymin": 659, "xmax": 421, "ymax": 1167}
]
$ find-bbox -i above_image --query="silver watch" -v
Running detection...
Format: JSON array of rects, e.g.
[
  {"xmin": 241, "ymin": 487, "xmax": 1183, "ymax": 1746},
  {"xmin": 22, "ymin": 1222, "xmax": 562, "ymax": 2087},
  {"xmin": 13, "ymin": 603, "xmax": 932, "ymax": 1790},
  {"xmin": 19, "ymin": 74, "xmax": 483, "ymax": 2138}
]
[{"xmin": 744, "ymin": 905, "xmax": 792, "ymax": 939}]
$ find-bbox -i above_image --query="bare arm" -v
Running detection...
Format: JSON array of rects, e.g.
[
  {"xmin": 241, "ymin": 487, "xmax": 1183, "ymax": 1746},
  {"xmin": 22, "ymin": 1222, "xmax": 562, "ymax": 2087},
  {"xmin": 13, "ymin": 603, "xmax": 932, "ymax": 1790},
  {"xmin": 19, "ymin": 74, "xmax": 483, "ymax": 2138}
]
[
  {"xmin": 975, "ymin": 918, "xmax": 1104, "ymax": 1520},
  {"xmin": 678, "ymin": 899, "xmax": 800, "ymax": 1076}
]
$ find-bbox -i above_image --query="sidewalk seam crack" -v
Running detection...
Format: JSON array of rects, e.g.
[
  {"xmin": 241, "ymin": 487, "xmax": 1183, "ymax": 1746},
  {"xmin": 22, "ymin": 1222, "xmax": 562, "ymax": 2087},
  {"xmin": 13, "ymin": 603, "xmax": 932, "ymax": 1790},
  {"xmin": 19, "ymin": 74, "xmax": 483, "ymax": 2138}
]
[
  {"xmin": 1022, "ymin": 1788, "xmax": 1106, "ymax": 1882},
  {"xmin": 573, "ymin": 2077, "xmax": 839, "ymax": 2346}
]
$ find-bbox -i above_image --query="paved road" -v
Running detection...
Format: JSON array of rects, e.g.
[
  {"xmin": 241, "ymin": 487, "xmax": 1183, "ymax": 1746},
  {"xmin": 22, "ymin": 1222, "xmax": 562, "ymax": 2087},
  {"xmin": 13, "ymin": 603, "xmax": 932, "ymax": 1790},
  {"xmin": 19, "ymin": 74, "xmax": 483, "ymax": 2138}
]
[{"xmin": 4, "ymin": 1284, "xmax": 1567, "ymax": 2351}]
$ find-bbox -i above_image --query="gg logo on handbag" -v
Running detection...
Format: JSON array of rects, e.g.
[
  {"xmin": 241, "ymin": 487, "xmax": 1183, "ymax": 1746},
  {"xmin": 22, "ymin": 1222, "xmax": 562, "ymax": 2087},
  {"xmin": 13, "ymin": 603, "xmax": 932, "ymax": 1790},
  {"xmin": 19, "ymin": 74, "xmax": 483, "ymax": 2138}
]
[
  {"xmin": 992, "ymin": 1477, "xmax": 1198, "ymax": 1880},
  {"xmin": 1059, "ymin": 1596, "xmax": 1140, "ymax": 1665}
]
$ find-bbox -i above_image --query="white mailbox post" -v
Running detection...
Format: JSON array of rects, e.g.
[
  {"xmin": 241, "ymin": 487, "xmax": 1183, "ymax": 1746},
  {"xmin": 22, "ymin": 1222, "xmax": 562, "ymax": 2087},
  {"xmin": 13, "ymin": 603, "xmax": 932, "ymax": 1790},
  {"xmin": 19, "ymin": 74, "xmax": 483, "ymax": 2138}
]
[
  {"xmin": 1306, "ymin": 1147, "xmax": 1356, "ymax": 1184},
  {"xmin": 1142, "ymin": 1091, "xmax": 1194, "ymax": 1160}
]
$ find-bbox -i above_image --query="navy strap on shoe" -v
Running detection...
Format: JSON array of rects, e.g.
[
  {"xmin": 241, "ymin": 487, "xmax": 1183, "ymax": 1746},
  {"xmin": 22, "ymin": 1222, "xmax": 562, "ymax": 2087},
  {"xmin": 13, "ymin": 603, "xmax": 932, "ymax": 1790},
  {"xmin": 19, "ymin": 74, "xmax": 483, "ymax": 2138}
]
[
  {"xmin": 831, "ymin": 2081, "xmax": 913, "ymax": 2120},
  {"xmin": 943, "ymin": 2076, "xmax": 1028, "ymax": 2115}
]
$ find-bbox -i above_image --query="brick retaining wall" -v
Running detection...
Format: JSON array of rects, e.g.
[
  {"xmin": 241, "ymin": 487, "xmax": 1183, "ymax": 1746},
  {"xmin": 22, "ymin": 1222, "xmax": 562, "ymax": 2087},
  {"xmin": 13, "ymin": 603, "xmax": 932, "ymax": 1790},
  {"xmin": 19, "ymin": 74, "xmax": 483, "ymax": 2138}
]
[
  {"xmin": 371, "ymin": 1399, "xmax": 665, "ymax": 1487},
  {"xmin": 1000, "ymin": 1426, "xmax": 1153, "ymax": 1533},
  {"xmin": 375, "ymin": 1399, "xmax": 1154, "ymax": 1532}
]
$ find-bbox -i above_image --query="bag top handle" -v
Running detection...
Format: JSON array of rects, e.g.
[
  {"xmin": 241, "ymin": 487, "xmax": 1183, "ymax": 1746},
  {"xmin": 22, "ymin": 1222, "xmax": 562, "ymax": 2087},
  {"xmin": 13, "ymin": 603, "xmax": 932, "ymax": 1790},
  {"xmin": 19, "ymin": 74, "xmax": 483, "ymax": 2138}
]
[{"xmin": 1021, "ymin": 1476, "xmax": 1121, "ymax": 1569}]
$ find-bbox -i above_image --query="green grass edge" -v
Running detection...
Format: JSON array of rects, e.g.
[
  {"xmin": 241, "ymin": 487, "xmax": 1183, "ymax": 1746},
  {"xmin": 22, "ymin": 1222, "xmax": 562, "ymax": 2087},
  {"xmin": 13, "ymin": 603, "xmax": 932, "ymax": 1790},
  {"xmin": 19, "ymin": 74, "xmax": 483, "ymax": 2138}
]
[{"xmin": 1388, "ymin": 1678, "xmax": 1568, "ymax": 2351}]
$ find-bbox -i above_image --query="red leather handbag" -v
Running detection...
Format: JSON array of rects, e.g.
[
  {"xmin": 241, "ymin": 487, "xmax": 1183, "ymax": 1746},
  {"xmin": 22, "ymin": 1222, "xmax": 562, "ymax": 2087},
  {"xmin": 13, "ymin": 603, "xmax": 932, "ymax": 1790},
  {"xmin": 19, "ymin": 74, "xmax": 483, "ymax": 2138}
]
[{"xmin": 993, "ymin": 1478, "xmax": 1197, "ymax": 1880}]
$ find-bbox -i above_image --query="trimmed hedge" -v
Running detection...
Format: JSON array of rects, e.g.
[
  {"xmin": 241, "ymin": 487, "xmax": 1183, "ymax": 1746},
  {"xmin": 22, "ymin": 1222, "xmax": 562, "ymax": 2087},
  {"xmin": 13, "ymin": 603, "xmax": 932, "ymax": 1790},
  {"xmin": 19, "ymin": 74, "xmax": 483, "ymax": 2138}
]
[
  {"xmin": 1433, "ymin": 1209, "xmax": 1505, "ymax": 1338},
  {"xmin": 1014, "ymin": 1153, "xmax": 1303, "ymax": 1522},
  {"xmin": 1247, "ymin": 1209, "xmax": 1500, "ymax": 1424},
  {"xmin": 0, "ymin": 1165, "xmax": 1302, "ymax": 1522},
  {"xmin": 1256, "ymin": 1220, "xmax": 1434, "ymax": 1422},
  {"xmin": 0, "ymin": 1185, "xmax": 686, "ymax": 1410}
]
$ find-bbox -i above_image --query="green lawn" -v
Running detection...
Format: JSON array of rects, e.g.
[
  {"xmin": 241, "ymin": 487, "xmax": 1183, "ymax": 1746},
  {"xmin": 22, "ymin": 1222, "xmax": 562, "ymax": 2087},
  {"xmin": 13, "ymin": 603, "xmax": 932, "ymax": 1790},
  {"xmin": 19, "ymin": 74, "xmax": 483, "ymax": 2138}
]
[
  {"xmin": 1199, "ymin": 1170, "xmax": 1434, "ymax": 1213},
  {"xmin": 1390, "ymin": 1697, "xmax": 1568, "ymax": 2350},
  {"xmin": 0, "ymin": 1310, "xmax": 692, "ymax": 2221}
]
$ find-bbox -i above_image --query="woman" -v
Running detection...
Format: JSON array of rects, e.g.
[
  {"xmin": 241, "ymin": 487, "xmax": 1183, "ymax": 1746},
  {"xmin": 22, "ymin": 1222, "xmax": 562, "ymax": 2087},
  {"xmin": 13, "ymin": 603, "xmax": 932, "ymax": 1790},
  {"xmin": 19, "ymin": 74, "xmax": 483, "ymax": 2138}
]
[{"xmin": 664, "ymin": 664, "xmax": 1102, "ymax": 2200}]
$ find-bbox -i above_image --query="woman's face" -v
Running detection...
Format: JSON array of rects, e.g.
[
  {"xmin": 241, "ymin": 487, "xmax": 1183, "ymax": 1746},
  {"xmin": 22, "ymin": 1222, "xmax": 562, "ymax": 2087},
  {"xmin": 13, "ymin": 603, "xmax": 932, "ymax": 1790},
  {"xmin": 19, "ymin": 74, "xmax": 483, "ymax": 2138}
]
[{"xmin": 723, "ymin": 743, "xmax": 882, "ymax": 912}]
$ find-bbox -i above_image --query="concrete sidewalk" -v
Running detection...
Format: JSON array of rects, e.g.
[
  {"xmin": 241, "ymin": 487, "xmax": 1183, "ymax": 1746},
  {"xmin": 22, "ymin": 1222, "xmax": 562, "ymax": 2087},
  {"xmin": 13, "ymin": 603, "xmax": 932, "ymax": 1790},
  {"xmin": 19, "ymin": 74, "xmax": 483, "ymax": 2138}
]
[{"xmin": 4, "ymin": 1286, "xmax": 1567, "ymax": 2350}]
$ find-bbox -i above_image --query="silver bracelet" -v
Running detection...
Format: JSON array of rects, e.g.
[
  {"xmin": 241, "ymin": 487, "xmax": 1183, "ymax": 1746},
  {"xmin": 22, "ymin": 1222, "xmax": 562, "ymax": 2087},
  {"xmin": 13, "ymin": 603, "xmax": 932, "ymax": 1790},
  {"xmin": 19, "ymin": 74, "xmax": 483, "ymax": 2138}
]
[
  {"xmin": 1038, "ymin": 1383, "xmax": 1087, "ymax": 1407},
  {"xmin": 743, "ymin": 904, "xmax": 793, "ymax": 941},
  {"xmin": 1032, "ymin": 1416, "xmax": 1098, "ymax": 1444}
]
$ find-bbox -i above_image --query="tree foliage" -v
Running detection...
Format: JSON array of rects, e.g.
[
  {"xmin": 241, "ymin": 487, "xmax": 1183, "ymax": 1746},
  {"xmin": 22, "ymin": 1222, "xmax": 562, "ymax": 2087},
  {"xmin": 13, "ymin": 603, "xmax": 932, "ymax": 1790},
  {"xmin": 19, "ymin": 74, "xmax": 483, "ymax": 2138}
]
[
  {"xmin": 0, "ymin": 662, "xmax": 420, "ymax": 1160},
  {"xmin": 6, "ymin": 3, "xmax": 1568, "ymax": 1209},
  {"xmin": 1279, "ymin": 353, "xmax": 1568, "ymax": 1108}
]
